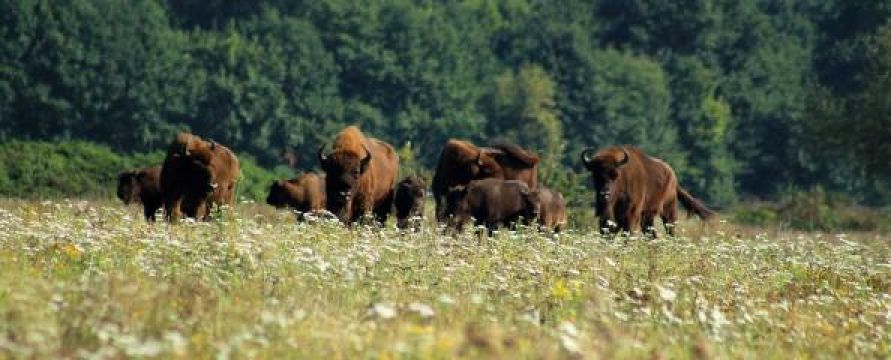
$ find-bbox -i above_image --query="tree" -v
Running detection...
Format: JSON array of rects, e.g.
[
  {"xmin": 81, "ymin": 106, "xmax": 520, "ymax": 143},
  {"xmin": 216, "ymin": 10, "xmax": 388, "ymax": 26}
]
[
  {"xmin": 0, "ymin": 0, "xmax": 191, "ymax": 151},
  {"xmin": 485, "ymin": 64, "xmax": 563, "ymax": 180}
]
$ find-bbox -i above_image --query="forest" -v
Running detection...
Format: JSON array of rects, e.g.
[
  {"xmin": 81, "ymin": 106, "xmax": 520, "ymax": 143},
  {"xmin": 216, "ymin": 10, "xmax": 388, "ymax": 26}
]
[{"xmin": 1, "ymin": 0, "xmax": 890, "ymax": 207}]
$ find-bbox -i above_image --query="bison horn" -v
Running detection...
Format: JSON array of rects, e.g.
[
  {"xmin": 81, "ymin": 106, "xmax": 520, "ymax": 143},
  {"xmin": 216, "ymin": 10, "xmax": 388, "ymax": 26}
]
[
  {"xmin": 210, "ymin": 182, "xmax": 218, "ymax": 189},
  {"xmin": 360, "ymin": 145, "xmax": 372, "ymax": 171},
  {"xmin": 317, "ymin": 144, "xmax": 328, "ymax": 164},
  {"xmin": 617, "ymin": 147, "xmax": 630, "ymax": 168},
  {"xmin": 581, "ymin": 148, "xmax": 595, "ymax": 166},
  {"xmin": 476, "ymin": 151, "xmax": 484, "ymax": 166}
]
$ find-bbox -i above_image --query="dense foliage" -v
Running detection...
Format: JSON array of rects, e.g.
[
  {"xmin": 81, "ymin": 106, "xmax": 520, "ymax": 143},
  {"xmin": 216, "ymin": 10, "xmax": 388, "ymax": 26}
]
[
  {"xmin": 1, "ymin": 0, "xmax": 889, "ymax": 205},
  {"xmin": 0, "ymin": 141, "xmax": 287, "ymax": 201}
]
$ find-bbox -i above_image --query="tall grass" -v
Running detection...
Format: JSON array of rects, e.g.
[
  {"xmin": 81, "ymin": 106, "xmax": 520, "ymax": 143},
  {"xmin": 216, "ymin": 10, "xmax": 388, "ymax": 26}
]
[{"xmin": 0, "ymin": 199, "xmax": 888, "ymax": 358}]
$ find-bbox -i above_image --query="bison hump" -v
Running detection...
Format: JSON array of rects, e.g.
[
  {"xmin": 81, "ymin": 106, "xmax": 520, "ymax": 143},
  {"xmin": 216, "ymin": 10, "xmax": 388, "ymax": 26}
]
[{"xmin": 490, "ymin": 143, "xmax": 539, "ymax": 167}]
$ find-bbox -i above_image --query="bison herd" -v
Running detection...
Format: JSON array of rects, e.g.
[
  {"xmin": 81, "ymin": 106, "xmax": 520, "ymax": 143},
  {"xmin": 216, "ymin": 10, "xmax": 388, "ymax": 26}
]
[{"xmin": 118, "ymin": 126, "xmax": 714, "ymax": 236}]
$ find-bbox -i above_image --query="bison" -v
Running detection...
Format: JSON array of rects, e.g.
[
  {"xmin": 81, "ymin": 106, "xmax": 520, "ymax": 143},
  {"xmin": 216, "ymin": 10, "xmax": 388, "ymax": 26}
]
[
  {"xmin": 431, "ymin": 139, "xmax": 539, "ymax": 223},
  {"xmin": 117, "ymin": 165, "xmax": 163, "ymax": 221},
  {"xmin": 536, "ymin": 186, "xmax": 568, "ymax": 232},
  {"xmin": 446, "ymin": 178, "xmax": 541, "ymax": 234},
  {"xmin": 318, "ymin": 126, "xmax": 399, "ymax": 224},
  {"xmin": 266, "ymin": 173, "xmax": 326, "ymax": 216},
  {"xmin": 160, "ymin": 132, "xmax": 240, "ymax": 222},
  {"xmin": 394, "ymin": 175, "xmax": 427, "ymax": 230},
  {"xmin": 580, "ymin": 145, "xmax": 714, "ymax": 237}
]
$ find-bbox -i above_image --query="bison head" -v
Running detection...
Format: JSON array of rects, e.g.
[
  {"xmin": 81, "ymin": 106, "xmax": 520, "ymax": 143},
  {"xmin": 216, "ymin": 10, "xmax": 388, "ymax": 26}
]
[
  {"xmin": 520, "ymin": 188, "xmax": 542, "ymax": 224},
  {"xmin": 581, "ymin": 147, "xmax": 630, "ymax": 218},
  {"xmin": 318, "ymin": 144, "xmax": 372, "ymax": 222},
  {"xmin": 117, "ymin": 171, "xmax": 141, "ymax": 205},
  {"xmin": 266, "ymin": 180, "xmax": 291, "ymax": 208},
  {"xmin": 469, "ymin": 150, "xmax": 502, "ymax": 180}
]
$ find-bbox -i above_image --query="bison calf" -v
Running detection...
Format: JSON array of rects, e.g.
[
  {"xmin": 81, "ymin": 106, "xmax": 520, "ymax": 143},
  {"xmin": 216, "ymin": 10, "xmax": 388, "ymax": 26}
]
[
  {"xmin": 446, "ymin": 178, "xmax": 540, "ymax": 234},
  {"xmin": 266, "ymin": 173, "xmax": 326, "ymax": 216},
  {"xmin": 117, "ymin": 166, "xmax": 163, "ymax": 221},
  {"xmin": 537, "ymin": 186, "xmax": 568, "ymax": 232},
  {"xmin": 394, "ymin": 175, "xmax": 426, "ymax": 230}
]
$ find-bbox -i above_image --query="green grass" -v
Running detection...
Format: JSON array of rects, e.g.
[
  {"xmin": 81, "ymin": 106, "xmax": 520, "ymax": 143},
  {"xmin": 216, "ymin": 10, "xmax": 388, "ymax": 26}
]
[{"xmin": 0, "ymin": 199, "xmax": 888, "ymax": 359}]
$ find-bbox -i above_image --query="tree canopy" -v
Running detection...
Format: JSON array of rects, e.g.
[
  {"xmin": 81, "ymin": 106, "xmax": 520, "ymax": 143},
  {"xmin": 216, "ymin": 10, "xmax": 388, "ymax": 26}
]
[{"xmin": 1, "ymin": 0, "xmax": 889, "ymax": 205}]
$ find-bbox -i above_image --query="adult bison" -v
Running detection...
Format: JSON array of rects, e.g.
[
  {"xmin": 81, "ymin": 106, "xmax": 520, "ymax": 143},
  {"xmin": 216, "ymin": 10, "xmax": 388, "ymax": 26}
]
[
  {"xmin": 266, "ymin": 173, "xmax": 326, "ymax": 215},
  {"xmin": 117, "ymin": 165, "xmax": 163, "ymax": 221},
  {"xmin": 536, "ymin": 186, "xmax": 568, "ymax": 232},
  {"xmin": 446, "ymin": 178, "xmax": 541, "ymax": 234},
  {"xmin": 394, "ymin": 175, "xmax": 426, "ymax": 230},
  {"xmin": 318, "ymin": 126, "xmax": 399, "ymax": 224},
  {"xmin": 431, "ymin": 139, "xmax": 539, "ymax": 222},
  {"xmin": 160, "ymin": 133, "xmax": 240, "ymax": 221},
  {"xmin": 581, "ymin": 146, "xmax": 714, "ymax": 237}
]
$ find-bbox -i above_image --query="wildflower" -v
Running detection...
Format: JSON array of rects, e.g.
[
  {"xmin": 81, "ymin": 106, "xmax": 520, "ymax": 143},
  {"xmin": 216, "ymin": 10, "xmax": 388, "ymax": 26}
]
[
  {"xmin": 560, "ymin": 334, "xmax": 581, "ymax": 355},
  {"xmin": 408, "ymin": 303, "xmax": 435, "ymax": 319},
  {"xmin": 367, "ymin": 303, "xmax": 397, "ymax": 320},
  {"xmin": 656, "ymin": 285, "xmax": 677, "ymax": 302}
]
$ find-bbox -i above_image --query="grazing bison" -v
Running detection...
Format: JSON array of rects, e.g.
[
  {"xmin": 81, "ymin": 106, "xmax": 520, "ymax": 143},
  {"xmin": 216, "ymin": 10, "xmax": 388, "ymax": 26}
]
[
  {"xmin": 318, "ymin": 126, "xmax": 399, "ymax": 224},
  {"xmin": 394, "ymin": 175, "xmax": 426, "ymax": 230},
  {"xmin": 117, "ymin": 165, "xmax": 163, "ymax": 221},
  {"xmin": 431, "ymin": 139, "xmax": 539, "ymax": 223},
  {"xmin": 581, "ymin": 146, "xmax": 714, "ymax": 236},
  {"xmin": 266, "ymin": 173, "xmax": 326, "ymax": 215},
  {"xmin": 161, "ymin": 133, "xmax": 240, "ymax": 221},
  {"xmin": 536, "ymin": 186, "xmax": 568, "ymax": 232},
  {"xmin": 446, "ymin": 178, "xmax": 541, "ymax": 234}
]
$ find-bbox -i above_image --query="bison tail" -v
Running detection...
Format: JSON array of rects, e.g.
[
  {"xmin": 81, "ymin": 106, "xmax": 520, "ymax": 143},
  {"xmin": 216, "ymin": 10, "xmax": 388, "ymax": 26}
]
[{"xmin": 676, "ymin": 187, "xmax": 716, "ymax": 220}]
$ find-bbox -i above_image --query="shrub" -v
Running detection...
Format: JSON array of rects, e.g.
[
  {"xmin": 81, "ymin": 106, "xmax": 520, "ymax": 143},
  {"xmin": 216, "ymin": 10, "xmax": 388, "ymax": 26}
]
[
  {"xmin": 237, "ymin": 157, "xmax": 293, "ymax": 203},
  {"xmin": 0, "ymin": 140, "xmax": 284, "ymax": 203},
  {"xmin": 733, "ymin": 187, "xmax": 891, "ymax": 232},
  {"xmin": 0, "ymin": 141, "xmax": 135, "ymax": 198}
]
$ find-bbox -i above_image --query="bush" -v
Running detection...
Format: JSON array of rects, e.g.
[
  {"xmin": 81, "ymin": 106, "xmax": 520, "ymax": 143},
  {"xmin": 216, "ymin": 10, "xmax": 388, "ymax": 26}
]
[
  {"xmin": 733, "ymin": 187, "xmax": 891, "ymax": 232},
  {"xmin": 0, "ymin": 140, "xmax": 285, "ymax": 203},
  {"xmin": 0, "ymin": 141, "xmax": 143, "ymax": 198},
  {"xmin": 238, "ymin": 158, "xmax": 293, "ymax": 203}
]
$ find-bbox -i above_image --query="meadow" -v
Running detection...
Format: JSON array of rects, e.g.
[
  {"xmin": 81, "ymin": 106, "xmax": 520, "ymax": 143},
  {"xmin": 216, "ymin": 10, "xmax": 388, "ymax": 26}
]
[{"xmin": 0, "ymin": 199, "xmax": 888, "ymax": 359}]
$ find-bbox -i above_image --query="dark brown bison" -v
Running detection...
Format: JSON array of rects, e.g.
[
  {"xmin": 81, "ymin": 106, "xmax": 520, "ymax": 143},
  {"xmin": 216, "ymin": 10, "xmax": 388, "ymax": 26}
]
[
  {"xmin": 394, "ymin": 175, "xmax": 426, "ymax": 230},
  {"xmin": 581, "ymin": 145, "xmax": 714, "ymax": 237},
  {"xmin": 160, "ymin": 133, "xmax": 240, "ymax": 222},
  {"xmin": 446, "ymin": 178, "xmax": 541, "ymax": 234},
  {"xmin": 266, "ymin": 173, "xmax": 326, "ymax": 215},
  {"xmin": 318, "ymin": 126, "xmax": 399, "ymax": 224},
  {"xmin": 117, "ymin": 165, "xmax": 163, "ymax": 221},
  {"xmin": 431, "ymin": 139, "xmax": 539, "ymax": 223},
  {"xmin": 536, "ymin": 186, "xmax": 568, "ymax": 232}
]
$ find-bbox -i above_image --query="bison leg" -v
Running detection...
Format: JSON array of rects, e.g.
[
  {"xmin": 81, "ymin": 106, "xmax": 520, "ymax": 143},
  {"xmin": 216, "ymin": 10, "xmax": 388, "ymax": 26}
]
[
  {"xmin": 661, "ymin": 201, "xmax": 679, "ymax": 237},
  {"xmin": 434, "ymin": 195, "xmax": 445, "ymax": 223},
  {"xmin": 144, "ymin": 201, "xmax": 162, "ymax": 222},
  {"xmin": 164, "ymin": 196, "xmax": 183, "ymax": 223},
  {"xmin": 641, "ymin": 213, "xmax": 658, "ymax": 239},
  {"xmin": 622, "ymin": 212, "xmax": 638, "ymax": 235},
  {"xmin": 374, "ymin": 189, "xmax": 395, "ymax": 225}
]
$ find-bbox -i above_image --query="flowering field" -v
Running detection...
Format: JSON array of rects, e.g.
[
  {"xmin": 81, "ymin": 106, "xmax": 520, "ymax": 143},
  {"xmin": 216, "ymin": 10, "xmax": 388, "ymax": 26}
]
[{"xmin": 0, "ymin": 199, "xmax": 888, "ymax": 359}]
